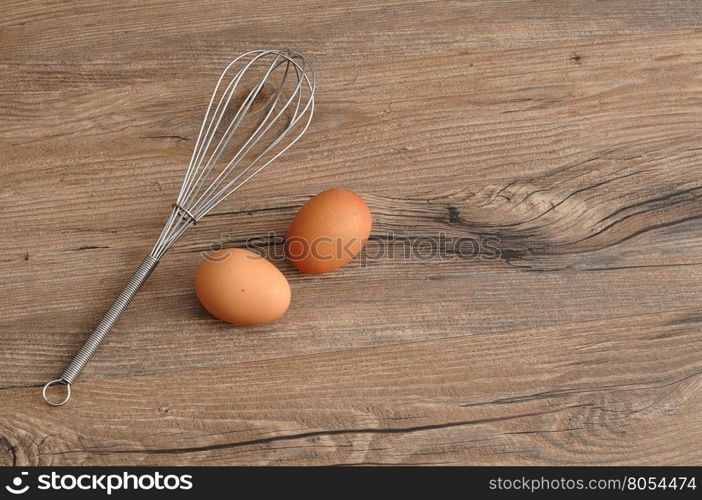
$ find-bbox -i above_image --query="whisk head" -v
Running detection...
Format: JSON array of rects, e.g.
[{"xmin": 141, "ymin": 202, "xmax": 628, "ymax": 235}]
[{"xmin": 151, "ymin": 49, "xmax": 315, "ymax": 258}]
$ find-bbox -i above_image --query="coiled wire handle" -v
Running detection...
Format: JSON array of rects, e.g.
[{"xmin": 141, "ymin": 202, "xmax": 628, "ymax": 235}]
[{"xmin": 42, "ymin": 255, "xmax": 159, "ymax": 405}]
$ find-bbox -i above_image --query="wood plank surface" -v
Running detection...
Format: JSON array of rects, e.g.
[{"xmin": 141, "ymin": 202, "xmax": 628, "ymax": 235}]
[{"xmin": 1, "ymin": 0, "xmax": 701, "ymax": 465}]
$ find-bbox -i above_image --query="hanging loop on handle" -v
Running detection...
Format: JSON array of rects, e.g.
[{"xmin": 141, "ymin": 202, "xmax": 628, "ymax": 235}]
[
  {"xmin": 41, "ymin": 255, "xmax": 159, "ymax": 406},
  {"xmin": 42, "ymin": 378, "xmax": 71, "ymax": 406}
]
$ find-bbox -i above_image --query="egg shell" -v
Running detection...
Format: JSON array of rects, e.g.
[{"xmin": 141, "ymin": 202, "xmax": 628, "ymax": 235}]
[
  {"xmin": 195, "ymin": 248, "xmax": 291, "ymax": 325},
  {"xmin": 286, "ymin": 188, "xmax": 372, "ymax": 274}
]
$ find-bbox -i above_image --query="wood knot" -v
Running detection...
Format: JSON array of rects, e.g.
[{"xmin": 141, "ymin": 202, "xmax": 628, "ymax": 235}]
[
  {"xmin": 447, "ymin": 206, "xmax": 460, "ymax": 223},
  {"xmin": 232, "ymin": 83, "xmax": 276, "ymax": 115}
]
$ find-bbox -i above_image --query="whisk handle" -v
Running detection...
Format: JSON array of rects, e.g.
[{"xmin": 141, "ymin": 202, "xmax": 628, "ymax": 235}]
[{"xmin": 42, "ymin": 255, "xmax": 159, "ymax": 406}]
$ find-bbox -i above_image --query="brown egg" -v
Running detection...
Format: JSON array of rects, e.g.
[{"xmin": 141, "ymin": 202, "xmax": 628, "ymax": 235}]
[
  {"xmin": 195, "ymin": 249, "xmax": 291, "ymax": 325},
  {"xmin": 286, "ymin": 188, "xmax": 372, "ymax": 274}
]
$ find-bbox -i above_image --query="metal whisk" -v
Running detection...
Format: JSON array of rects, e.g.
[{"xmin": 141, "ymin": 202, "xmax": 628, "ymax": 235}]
[{"xmin": 42, "ymin": 49, "xmax": 315, "ymax": 406}]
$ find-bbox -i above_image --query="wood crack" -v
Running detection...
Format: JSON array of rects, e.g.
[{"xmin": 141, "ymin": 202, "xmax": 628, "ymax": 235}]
[
  {"xmin": 48, "ymin": 404, "xmax": 593, "ymax": 457},
  {"xmin": 461, "ymin": 368, "xmax": 702, "ymax": 408}
]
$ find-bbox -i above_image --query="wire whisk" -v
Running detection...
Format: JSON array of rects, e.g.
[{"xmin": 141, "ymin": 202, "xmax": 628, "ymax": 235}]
[{"xmin": 43, "ymin": 49, "xmax": 315, "ymax": 406}]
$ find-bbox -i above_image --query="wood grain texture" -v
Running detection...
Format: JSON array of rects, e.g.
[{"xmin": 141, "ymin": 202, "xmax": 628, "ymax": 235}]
[{"xmin": 1, "ymin": 0, "xmax": 701, "ymax": 465}]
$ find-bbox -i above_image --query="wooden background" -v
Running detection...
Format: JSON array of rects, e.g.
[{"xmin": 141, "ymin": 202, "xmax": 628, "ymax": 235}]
[{"xmin": 1, "ymin": 0, "xmax": 701, "ymax": 466}]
